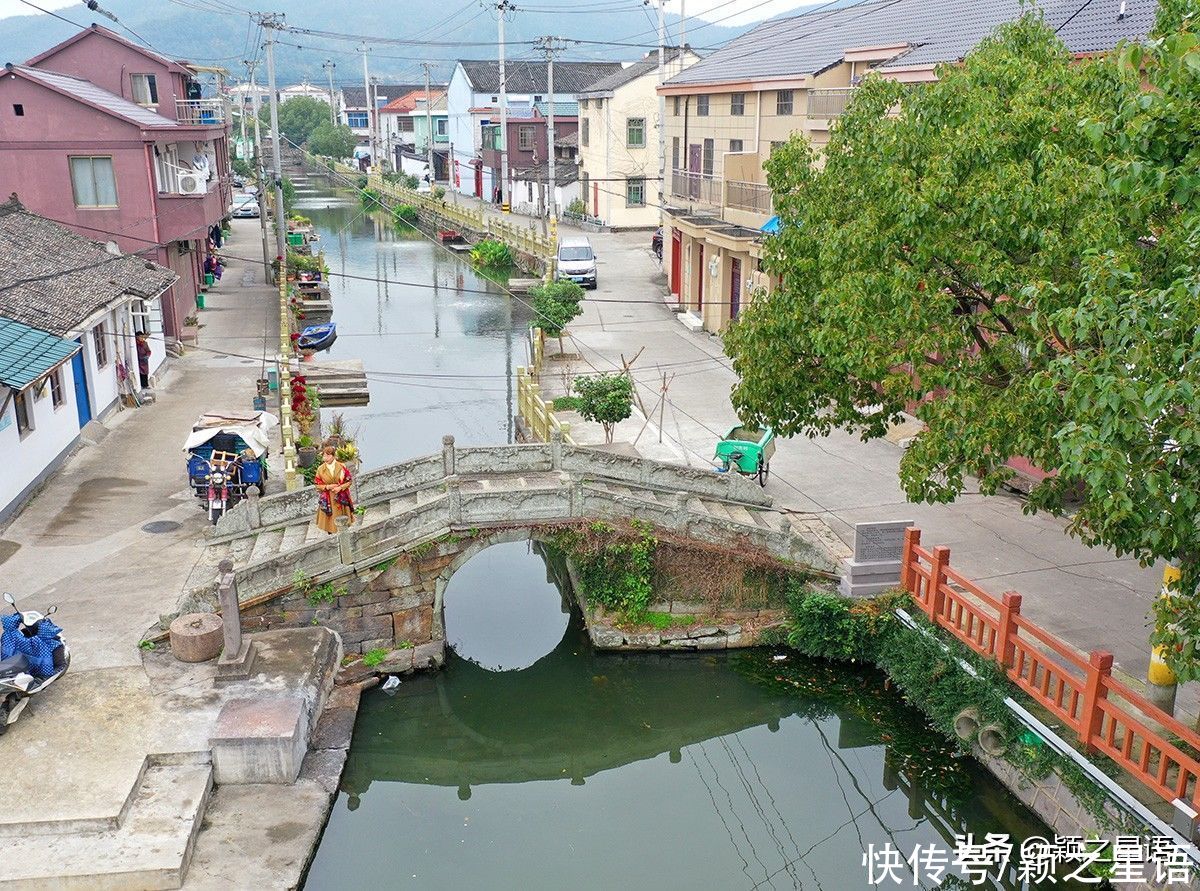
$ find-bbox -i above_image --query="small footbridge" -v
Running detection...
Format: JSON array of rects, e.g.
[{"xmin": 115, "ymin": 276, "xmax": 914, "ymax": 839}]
[{"xmin": 181, "ymin": 434, "xmax": 849, "ymax": 611}]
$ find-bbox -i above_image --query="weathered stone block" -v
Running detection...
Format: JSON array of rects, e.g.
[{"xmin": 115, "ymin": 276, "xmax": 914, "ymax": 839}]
[
  {"xmin": 369, "ymin": 559, "xmax": 416, "ymax": 590},
  {"xmin": 647, "ymin": 602, "xmax": 671, "ymax": 614},
  {"xmin": 360, "ymin": 637, "xmax": 393, "ymax": 653},
  {"xmin": 694, "ymin": 636, "xmax": 727, "ymax": 650},
  {"xmin": 393, "ymin": 606, "xmax": 434, "ymax": 643},
  {"xmin": 170, "ymin": 613, "xmax": 224, "ymax": 662},
  {"xmin": 671, "ymin": 601, "xmax": 707, "ymax": 615},
  {"xmin": 687, "ymin": 626, "xmax": 719, "ymax": 639},
  {"xmin": 382, "ymin": 590, "xmax": 433, "ymax": 612},
  {"xmin": 591, "ymin": 627, "xmax": 625, "ymax": 648},
  {"xmin": 210, "ymin": 696, "xmax": 307, "ymax": 784},
  {"xmin": 379, "ymin": 648, "xmax": 414, "ymax": 674},
  {"xmin": 412, "ymin": 639, "xmax": 445, "ymax": 669},
  {"xmin": 625, "ymin": 633, "xmax": 661, "ymax": 648},
  {"xmin": 340, "ymin": 587, "xmax": 389, "ymax": 608}
]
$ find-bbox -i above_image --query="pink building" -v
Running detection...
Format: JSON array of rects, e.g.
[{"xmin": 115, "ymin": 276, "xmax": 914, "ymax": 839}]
[{"xmin": 0, "ymin": 25, "xmax": 232, "ymax": 338}]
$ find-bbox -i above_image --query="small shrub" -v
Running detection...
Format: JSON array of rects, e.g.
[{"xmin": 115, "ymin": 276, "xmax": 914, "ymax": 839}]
[
  {"xmin": 138, "ymin": 639, "xmax": 156, "ymax": 651},
  {"xmin": 397, "ymin": 640, "xmax": 414, "ymax": 649},
  {"xmin": 573, "ymin": 373, "xmax": 633, "ymax": 444},
  {"xmin": 431, "ymin": 185, "xmax": 445, "ymax": 200},
  {"xmin": 393, "ymin": 204, "xmax": 419, "ymax": 225},
  {"xmin": 360, "ymin": 188, "xmax": 382, "ymax": 209},
  {"xmin": 362, "ymin": 648, "xmax": 388, "ymax": 667},
  {"xmin": 550, "ymin": 395, "xmax": 582, "ymax": 412},
  {"xmin": 566, "ymin": 197, "xmax": 586, "ymax": 215},
  {"xmin": 306, "ymin": 582, "xmax": 337, "ymax": 607},
  {"xmin": 470, "ymin": 239, "xmax": 513, "ymax": 269}
]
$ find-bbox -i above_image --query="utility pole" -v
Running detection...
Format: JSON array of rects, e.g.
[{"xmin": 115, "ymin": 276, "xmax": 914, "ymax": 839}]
[
  {"xmin": 657, "ymin": 0, "xmax": 666, "ymax": 226},
  {"xmin": 534, "ymin": 37, "xmax": 567, "ymax": 222},
  {"xmin": 245, "ymin": 58, "xmax": 272, "ymax": 283},
  {"xmin": 371, "ymin": 76, "xmax": 383, "ymax": 170},
  {"xmin": 493, "ymin": 0, "xmax": 515, "ymax": 211},
  {"xmin": 323, "ymin": 59, "xmax": 337, "ymax": 126},
  {"xmin": 422, "ymin": 62, "xmax": 436, "ymax": 186},
  {"xmin": 360, "ymin": 42, "xmax": 374, "ymax": 170},
  {"xmin": 260, "ymin": 13, "xmax": 288, "ymax": 263},
  {"xmin": 680, "ymin": 0, "xmax": 686, "ymax": 59}
]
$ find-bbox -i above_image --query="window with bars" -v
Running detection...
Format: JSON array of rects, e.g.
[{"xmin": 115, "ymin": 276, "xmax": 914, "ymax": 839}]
[
  {"xmin": 702, "ymin": 138, "xmax": 714, "ymax": 176},
  {"xmin": 729, "ymin": 139, "xmax": 743, "ymax": 152},
  {"xmin": 15, "ymin": 391, "xmax": 33, "ymax": 436},
  {"xmin": 776, "ymin": 90, "xmax": 794, "ymax": 115},
  {"xmin": 131, "ymin": 74, "xmax": 158, "ymax": 106},
  {"xmin": 626, "ymin": 117, "xmax": 645, "ymax": 148},
  {"xmin": 518, "ymin": 125, "xmax": 536, "ymax": 151},
  {"xmin": 582, "ymin": 117, "xmax": 589, "ymax": 147},
  {"xmin": 730, "ymin": 93, "xmax": 745, "ymax": 116},
  {"xmin": 673, "ymin": 96, "xmax": 680, "ymax": 116},
  {"xmin": 626, "ymin": 176, "xmax": 646, "ymax": 207},
  {"xmin": 93, "ymin": 322, "xmax": 109, "ymax": 368},
  {"xmin": 696, "ymin": 95, "xmax": 710, "ymax": 116},
  {"xmin": 69, "ymin": 157, "xmax": 118, "ymax": 207},
  {"xmin": 346, "ymin": 112, "xmax": 368, "ymax": 128},
  {"xmin": 672, "ymin": 136, "xmax": 679, "ymax": 171},
  {"xmin": 49, "ymin": 368, "xmax": 64, "ymax": 408}
]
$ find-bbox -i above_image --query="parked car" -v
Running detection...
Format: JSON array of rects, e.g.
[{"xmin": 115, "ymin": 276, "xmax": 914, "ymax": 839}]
[
  {"xmin": 556, "ymin": 236, "xmax": 598, "ymax": 289},
  {"xmin": 231, "ymin": 196, "xmax": 260, "ymax": 219},
  {"xmin": 651, "ymin": 227, "xmax": 663, "ymax": 259}
]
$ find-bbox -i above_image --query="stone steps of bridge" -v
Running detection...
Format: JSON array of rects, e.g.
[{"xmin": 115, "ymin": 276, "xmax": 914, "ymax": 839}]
[
  {"xmin": 279, "ymin": 522, "xmax": 310, "ymax": 552},
  {"xmin": 248, "ymin": 528, "xmax": 285, "ymax": 564},
  {"xmin": 362, "ymin": 503, "xmax": 391, "ymax": 525},
  {"xmin": 227, "ymin": 533, "xmax": 258, "ymax": 564},
  {"xmin": 389, "ymin": 493, "xmax": 420, "ymax": 515}
]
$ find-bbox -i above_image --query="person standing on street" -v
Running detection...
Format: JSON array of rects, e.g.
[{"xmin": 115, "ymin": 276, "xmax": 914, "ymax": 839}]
[{"xmin": 135, "ymin": 332, "xmax": 151, "ymax": 389}]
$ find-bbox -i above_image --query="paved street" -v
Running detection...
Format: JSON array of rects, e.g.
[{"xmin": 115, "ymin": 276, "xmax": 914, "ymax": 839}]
[{"xmin": 541, "ymin": 223, "xmax": 1185, "ymax": 718}]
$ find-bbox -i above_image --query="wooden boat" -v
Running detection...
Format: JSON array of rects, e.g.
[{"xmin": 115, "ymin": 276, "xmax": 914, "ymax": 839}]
[
  {"xmin": 297, "ymin": 322, "xmax": 337, "ymax": 353},
  {"xmin": 438, "ymin": 229, "xmax": 464, "ymax": 244}
]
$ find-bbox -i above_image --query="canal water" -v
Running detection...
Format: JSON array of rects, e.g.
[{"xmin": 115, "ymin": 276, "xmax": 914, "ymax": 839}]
[{"xmin": 297, "ymin": 180, "xmax": 1056, "ymax": 889}]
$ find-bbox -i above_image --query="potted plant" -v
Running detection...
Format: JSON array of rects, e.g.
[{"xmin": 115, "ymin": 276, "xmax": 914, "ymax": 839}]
[{"xmin": 297, "ymin": 435, "xmax": 317, "ymax": 467}]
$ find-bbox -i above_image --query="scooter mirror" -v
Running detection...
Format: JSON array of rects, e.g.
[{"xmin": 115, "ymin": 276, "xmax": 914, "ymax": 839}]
[
  {"xmin": 46, "ymin": 605, "xmax": 57, "ymax": 616},
  {"xmin": 3, "ymin": 592, "xmax": 13, "ymax": 605}
]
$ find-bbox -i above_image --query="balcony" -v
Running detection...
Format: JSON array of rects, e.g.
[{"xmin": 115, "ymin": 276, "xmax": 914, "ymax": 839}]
[
  {"xmin": 725, "ymin": 180, "xmax": 773, "ymax": 215},
  {"xmin": 806, "ymin": 88, "xmax": 854, "ymax": 121},
  {"xmin": 670, "ymin": 169, "xmax": 721, "ymax": 207},
  {"xmin": 176, "ymin": 98, "xmax": 226, "ymax": 125}
]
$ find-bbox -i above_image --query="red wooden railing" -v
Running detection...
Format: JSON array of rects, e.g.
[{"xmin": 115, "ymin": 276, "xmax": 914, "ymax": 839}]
[{"xmin": 901, "ymin": 527, "xmax": 1200, "ymax": 810}]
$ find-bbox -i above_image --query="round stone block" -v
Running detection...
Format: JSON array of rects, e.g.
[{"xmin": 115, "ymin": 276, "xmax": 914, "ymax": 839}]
[{"xmin": 170, "ymin": 612, "xmax": 224, "ymax": 662}]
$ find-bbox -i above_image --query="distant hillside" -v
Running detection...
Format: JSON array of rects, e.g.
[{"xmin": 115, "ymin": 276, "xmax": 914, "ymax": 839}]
[{"xmin": 0, "ymin": 0, "xmax": 757, "ymax": 85}]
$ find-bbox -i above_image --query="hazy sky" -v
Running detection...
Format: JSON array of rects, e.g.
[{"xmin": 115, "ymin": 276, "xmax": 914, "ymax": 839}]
[{"xmin": 0, "ymin": 0, "xmax": 818, "ymax": 27}]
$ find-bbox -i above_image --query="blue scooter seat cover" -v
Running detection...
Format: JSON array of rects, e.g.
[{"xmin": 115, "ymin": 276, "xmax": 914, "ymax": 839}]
[
  {"xmin": 1, "ymin": 614, "xmax": 62, "ymax": 678},
  {"xmin": 241, "ymin": 460, "xmax": 262, "ymax": 484}
]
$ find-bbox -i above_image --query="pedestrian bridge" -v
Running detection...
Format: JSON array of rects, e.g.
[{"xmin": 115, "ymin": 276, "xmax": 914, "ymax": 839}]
[{"xmin": 181, "ymin": 434, "xmax": 849, "ymax": 611}]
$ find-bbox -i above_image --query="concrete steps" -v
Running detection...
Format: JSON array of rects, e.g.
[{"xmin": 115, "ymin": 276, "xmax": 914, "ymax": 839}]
[{"xmin": 0, "ymin": 759, "xmax": 213, "ymax": 890}]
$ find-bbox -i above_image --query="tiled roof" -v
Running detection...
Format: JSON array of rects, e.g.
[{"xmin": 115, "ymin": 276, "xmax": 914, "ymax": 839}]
[
  {"xmin": 578, "ymin": 48, "xmax": 693, "ymax": 95},
  {"xmin": 665, "ymin": 0, "xmax": 1157, "ymax": 86},
  {"xmin": 25, "ymin": 24, "xmax": 191, "ymax": 75},
  {"xmin": 381, "ymin": 89, "xmax": 447, "ymax": 114},
  {"xmin": 341, "ymin": 84, "xmax": 428, "ymax": 109},
  {"xmin": 0, "ymin": 318, "xmax": 79, "ymax": 391},
  {"xmin": 9, "ymin": 65, "xmax": 179, "ymax": 129},
  {"xmin": 532, "ymin": 101, "xmax": 579, "ymax": 118},
  {"xmin": 457, "ymin": 60, "xmax": 624, "ymax": 94},
  {"xmin": 0, "ymin": 197, "xmax": 177, "ymax": 337}
]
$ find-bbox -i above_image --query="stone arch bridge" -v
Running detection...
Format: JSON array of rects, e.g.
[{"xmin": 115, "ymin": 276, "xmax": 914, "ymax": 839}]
[{"xmin": 179, "ymin": 434, "xmax": 849, "ymax": 655}]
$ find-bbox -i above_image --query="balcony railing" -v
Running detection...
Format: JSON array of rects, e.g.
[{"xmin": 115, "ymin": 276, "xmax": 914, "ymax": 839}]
[
  {"xmin": 670, "ymin": 168, "xmax": 721, "ymax": 206},
  {"xmin": 807, "ymin": 88, "xmax": 855, "ymax": 119},
  {"xmin": 176, "ymin": 98, "xmax": 226, "ymax": 125},
  {"xmin": 725, "ymin": 180, "xmax": 773, "ymax": 214}
]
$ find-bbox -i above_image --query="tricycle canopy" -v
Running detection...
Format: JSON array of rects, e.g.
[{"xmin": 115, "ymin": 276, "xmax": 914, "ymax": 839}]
[{"xmin": 182, "ymin": 410, "xmax": 277, "ymax": 458}]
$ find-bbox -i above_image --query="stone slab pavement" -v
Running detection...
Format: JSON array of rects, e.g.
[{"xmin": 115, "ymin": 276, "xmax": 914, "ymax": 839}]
[{"xmin": 542, "ymin": 226, "xmax": 1192, "ymax": 720}]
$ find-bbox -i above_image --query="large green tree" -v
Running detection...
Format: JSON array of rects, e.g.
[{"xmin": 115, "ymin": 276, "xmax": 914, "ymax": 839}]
[
  {"xmin": 260, "ymin": 96, "xmax": 332, "ymax": 147},
  {"xmin": 307, "ymin": 122, "xmax": 357, "ymax": 160},
  {"xmin": 725, "ymin": 10, "xmax": 1200, "ymax": 672}
]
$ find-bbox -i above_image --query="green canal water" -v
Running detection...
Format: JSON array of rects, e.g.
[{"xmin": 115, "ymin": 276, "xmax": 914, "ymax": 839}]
[{"xmin": 293, "ymin": 179, "xmax": 1059, "ymax": 888}]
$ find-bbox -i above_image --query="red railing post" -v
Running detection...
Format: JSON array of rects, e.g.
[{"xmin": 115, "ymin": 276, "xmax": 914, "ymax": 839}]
[
  {"xmin": 1079, "ymin": 650, "xmax": 1114, "ymax": 750},
  {"xmin": 928, "ymin": 545, "xmax": 950, "ymax": 623},
  {"xmin": 995, "ymin": 591, "xmax": 1022, "ymax": 669},
  {"xmin": 900, "ymin": 527, "xmax": 921, "ymax": 593}
]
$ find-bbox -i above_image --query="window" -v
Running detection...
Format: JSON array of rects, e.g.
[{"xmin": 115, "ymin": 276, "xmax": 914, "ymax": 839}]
[
  {"xmin": 581, "ymin": 99, "xmax": 588, "ymax": 109},
  {"xmin": 131, "ymin": 74, "xmax": 158, "ymax": 106},
  {"xmin": 49, "ymin": 369, "xmax": 64, "ymax": 408},
  {"xmin": 696, "ymin": 94, "xmax": 709, "ymax": 116},
  {"xmin": 673, "ymin": 96, "xmax": 680, "ymax": 116},
  {"xmin": 346, "ymin": 112, "xmax": 368, "ymax": 128},
  {"xmin": 93, "ymin": 322, "xmax": 109, "ymax": 368},
  {"xmin": 582, "ymin": 117, "xmax": 589, "ymax": 147},
  {"xmin": 490, "ymin": 95, "xmax": 499, "ymax": 103},
  {"xmin": 518, "ymin": 125, "xmax": 535, "ymax": 151},
  {"xmin": 436, "ymin": 118, "xmax": 447, "ymax": 136},
  {"xmin": 398, "ymin": 117, "xmax": 415, "ymax": 132},
  {"xmin": 770, "ymin": 140, "xmax": 786, "ymax": 154},
  {"xmin": 729, "ymin": 139, "xmax": 743, "ymax": 153},
  {"xmin": 776, "ymin": 90, "xmax": 794, "ymax": 115},
  {"xmin": 13, "ymin": 104, "xmax": 23, "ymax": 116},
  {"xmin": 730, "ymin": 93, "xmax": 745, "ymax": 116},
  {"xmin": 534, "ymin": 95, "xmax": 543, "ymax": 102},
  {"xmin": 626, "ymin": 176, "xmax": 646, "ymax": 207},
  {"xmin": 702, "ymin": 138, "xmax": 714, "ymax": 176},
  {"xmin": 626, "ymin": 117, "xmax": 645, "ymax": 148},
  {"xmin": 672, "ymin": 136, "xmax": 679, "ymax": 171},
  {"xmin": 69, "ymin": 156, "xmax": 118, "ymax": 207},
  {"xmin": 14, "ymin": 391, "xmax": 33, "ymax": 436}
]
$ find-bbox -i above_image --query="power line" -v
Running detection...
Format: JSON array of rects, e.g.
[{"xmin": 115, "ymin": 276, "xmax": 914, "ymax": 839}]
[{"xmin": 15, "ymin": 0, "xmax": 86, "ymax": 29}]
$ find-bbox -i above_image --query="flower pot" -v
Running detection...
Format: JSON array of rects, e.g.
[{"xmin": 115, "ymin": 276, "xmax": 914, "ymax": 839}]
[{"xmin": 298, "ymin": 446, "xmax": 318, "ymax": 468}]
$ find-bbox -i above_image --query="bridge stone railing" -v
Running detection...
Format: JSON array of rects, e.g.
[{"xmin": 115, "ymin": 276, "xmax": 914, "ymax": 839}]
[{"xmin": 214, "ymin": 435, "xmax": 773, "ymax": 539}]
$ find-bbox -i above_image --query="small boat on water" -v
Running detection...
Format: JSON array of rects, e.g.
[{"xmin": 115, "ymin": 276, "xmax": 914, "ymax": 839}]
[{"xmin": 297, "ymin": 322, "xmax": 337, "ymax": 353}]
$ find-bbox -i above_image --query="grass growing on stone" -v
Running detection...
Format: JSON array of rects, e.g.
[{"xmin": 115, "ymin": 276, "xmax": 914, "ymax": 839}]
[
  {"xmin": 362, "ymin": 648, "xmax": 388, "ymax": 667},
  {"xmin": 641, "ymin": 611, "xmax": 696, "ymax": 630}
]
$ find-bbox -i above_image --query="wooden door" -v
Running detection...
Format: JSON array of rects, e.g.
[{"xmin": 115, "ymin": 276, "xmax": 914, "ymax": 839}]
[
  {"xmin": 687, "ymin": 144, "xmax": 701, "ymax": 199},
  {"xmin": 696, "ymin": 243, "xmax": 704, "ymax": 312},
  {"xmin": 670, "ymin": 229, "xmax": 682, "ymax": 297}
]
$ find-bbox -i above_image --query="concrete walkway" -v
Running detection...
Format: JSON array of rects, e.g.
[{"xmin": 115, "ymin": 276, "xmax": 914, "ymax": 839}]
[{"xmin": 538, "ymin": 226, "xmax": 1190, "ymax": 719}]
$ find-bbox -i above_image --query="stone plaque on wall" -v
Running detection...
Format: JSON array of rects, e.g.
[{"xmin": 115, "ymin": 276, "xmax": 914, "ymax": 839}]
[{"xmin": 839, "ymin": 520, "xmax": 914, "ymax": 598}]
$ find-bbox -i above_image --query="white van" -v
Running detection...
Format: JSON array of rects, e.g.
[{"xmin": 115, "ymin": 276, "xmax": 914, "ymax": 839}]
[{"xmin": 556, "ymin": 236, "xmax": 597, "ymax": 289}]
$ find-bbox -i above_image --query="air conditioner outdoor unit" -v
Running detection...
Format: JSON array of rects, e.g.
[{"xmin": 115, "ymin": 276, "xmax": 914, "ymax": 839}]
[{"xmin": 177, "ymin": 172, "xmax": 207, "ymax": 195}]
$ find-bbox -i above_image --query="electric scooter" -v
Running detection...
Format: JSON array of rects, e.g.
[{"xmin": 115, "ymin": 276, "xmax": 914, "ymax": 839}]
[{"xmin": 0, "ymin": 592, "xmax": 69, "ymax": 735}]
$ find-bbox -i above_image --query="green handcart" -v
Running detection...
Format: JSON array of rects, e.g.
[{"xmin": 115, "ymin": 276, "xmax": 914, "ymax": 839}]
[{"xmin": 713, "ymin": 424, "xmax": 775, "ymax": 487}]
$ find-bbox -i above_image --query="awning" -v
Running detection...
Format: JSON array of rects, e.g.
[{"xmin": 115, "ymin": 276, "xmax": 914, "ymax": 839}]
[
  {"xmin": 182, "ymin": 410, "xmax": 278, "ymax": 457},
  {"xmin": 0, "ymin": 318, "xmax": 80, "ymax": 391},
  {"xmin": 761, "ymin": 215, "xmax": 781, "ymax": 235}
]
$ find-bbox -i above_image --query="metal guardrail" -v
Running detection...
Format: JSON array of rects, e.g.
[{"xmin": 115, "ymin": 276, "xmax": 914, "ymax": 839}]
[
  {"xmin": 176, "ymin": 98, "xmax": 225, "ymax": 125},
  {"xmin": 670, "ymin": 168, "xmax": 722, "ymax": 206},
  {"xmin": 726, "ymin": 180, "xmax": 773, "ymax": 214},
  {"xmin": 807, "ymin": 88, "xmax": 854, "ymax": 119}
]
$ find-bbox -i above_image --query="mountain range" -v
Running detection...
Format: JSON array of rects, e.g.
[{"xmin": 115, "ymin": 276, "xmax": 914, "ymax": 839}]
[{"xmin": 0, "ymin": 0, "xmax": 756, "ymax": 85}]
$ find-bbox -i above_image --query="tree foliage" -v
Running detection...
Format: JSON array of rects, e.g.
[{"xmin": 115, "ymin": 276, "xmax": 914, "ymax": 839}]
[
  {"xmin": 260, "ymin": 96, "xmax": 332, "ymax": 146},
  {"xmin": 724, "ymin": 10, "xmax": 1200, "ymax": 671},
  {"xmin": 307, "ymin": 122, "xmax": 357, "ymax": 160},
  {"xmin": 530, "ymin": 280, "xmax": 584, "ymax": 353},
  {"xmin": 573, "ymin": 373, "xmax": 633, "ymax": 443}
]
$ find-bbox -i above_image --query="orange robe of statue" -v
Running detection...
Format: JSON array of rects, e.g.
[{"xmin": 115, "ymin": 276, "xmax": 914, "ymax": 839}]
[{"xmin": 314, "ymin": 459, "xmax": 354, "ymax": 534}]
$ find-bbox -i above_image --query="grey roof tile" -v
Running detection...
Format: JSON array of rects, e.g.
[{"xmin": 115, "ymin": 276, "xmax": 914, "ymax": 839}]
[
  {"xmin": 0, "ymin": 197, "xmax": 177, "ymax": 337},
  {"xmin": 665, "ymin": 0, "xmax": 1156, "ymax": 86},
  {"xmin": 578, "ymin": 49, "xmax": 692, "ymax": 95},
  {"xmin": 341, "ymin": 84, "xmax": 428, "ymax": 109},
  {"xmin": 13, "ymin": 65, "xmax": 179, "ymax": 128},
  {"xmin": 457, "ymin": 60, "xmax": 624, "ymax": 94}
]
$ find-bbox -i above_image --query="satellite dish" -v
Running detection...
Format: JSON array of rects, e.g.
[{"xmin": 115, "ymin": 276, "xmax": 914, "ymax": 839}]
[{"xmin": 104, "ymin": 240, "xmax": 121, "ymax": 256}]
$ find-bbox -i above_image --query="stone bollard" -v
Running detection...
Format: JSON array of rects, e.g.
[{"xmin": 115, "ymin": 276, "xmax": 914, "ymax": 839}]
[
  {"xmin": 245, "ymin": 485, "xmax": 262, "ymax": 529},
  {"xmin": 217, "ymin": 559, "xmax": 242, "ymax": 656},
  {"xmin": 550, "ymin": 428, "xmax": 563, "ymax": 470},
  {"xmin": 336, "ymin": 514, "xmax": 353, "ymax": 565},
  {"xmin": 446, "ymin": 475, "xmax": 462, "ymax": 524},
  {"xmin": 673, "ymin": 491, "xmax": 690, "ymax": 529},
  {"xmin": 569, "ymin": 478, "xmax": 585, "ymax": 517},
  {"xmin": 442, "ymin": 434, "xmax": 456, "ymax": 477}
]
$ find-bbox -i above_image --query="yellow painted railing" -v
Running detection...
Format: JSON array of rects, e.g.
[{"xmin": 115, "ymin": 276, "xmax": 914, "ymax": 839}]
[{"xmin": 516, "ymin": 328, "xmax": 573, "ymax": 444}]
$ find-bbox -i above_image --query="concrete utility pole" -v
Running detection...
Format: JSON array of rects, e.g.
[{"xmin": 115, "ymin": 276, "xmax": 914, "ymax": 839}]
[
  {"xmin": 371, "ymin": 76, "xmax": 383, "ymax": 169},
  {"xmin": 657, "ymin": 0, "xmax": 666, "ymax": 225},
  {"xmin": 534, "ymin": 37, "xmax": 568, "ymax": 222},
  {"xmin": 360, "ymin": 42, "xmax": 374, "ymax": 169},
  {"xmin": 494, "ymin": 0, "xmax": 515, "ymax": 211},
  {"xmin": 423, "ymin": 63, "xmax": 436, "ymax": 185},
  {"xmin": 323, "ymin": 59, "xmax": 337, "ymax": 126},
  {"xmin": 245, "ymin": 57, "xmax": 272, "ymax": 282},
  {"xmin": 680, "ymin": 0, "xmax": 686, "ymax": 59},
  {"xmin": 260, "ymin": 14, "xmax": 288, "ymax": 263}
]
